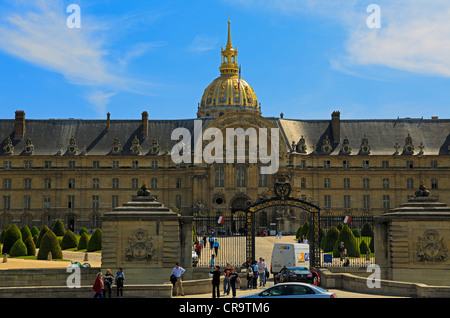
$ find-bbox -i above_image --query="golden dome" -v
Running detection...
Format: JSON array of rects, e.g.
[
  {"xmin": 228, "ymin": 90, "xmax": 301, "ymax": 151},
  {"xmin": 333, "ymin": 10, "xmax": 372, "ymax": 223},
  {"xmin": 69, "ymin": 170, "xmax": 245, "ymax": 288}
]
[{"xmin": 197, "ymin": 21, "xmax": 261, "ymax": 118}]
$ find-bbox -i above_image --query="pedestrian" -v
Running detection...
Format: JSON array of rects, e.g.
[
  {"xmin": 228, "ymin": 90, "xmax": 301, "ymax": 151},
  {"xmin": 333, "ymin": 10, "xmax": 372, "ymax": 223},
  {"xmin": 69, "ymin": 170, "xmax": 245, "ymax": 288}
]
[
  {"xmin": 245, "ymin": 262, "xmax": 254, "ymax": 289},
  {"xmin": 257, "ymin": 258, "xmax": 267, "ymax": 287},
  {"xmin": 92, "ymin": 272, "xmax": 104, "ymax": 298},
  {"xmin": 115, "ymin": 267, "xmax": 125, "ymax": 298},
  {"xmin": 171, "ymin": 263, "xmax": 185, "ymax": 296},
  {"xmin": 229, "ymin": 268, "xmax": 241, "ymax": 298},
  {"xmin": 210, "ymin": 265, "xmax": 221, "ymax": 298},
  {"xmin": 311, "ymin": 267, "xmax": 320, "ymax": 286},
  {"xmin": 103, "ymin": 268, "xmax": 114, "ymax": 298},
  {"xmin": 209, "ymin": 254, "xmax": 215, "ymax": 267},
  {"xmin": 202, "ymin": 234, "xmax": 207, "ymax": 249},
  {"xmin": 223, "ymin": 263, "xmax": 232, "ymax": 296},
  {"xmin": 338, "ymin": 242, "xmax": 345, "ymax": 261},
  {"xmin": 209, "ymin": 235, "xmax": 214, "ymax": 249},
  {"xmin": 214, "ymin": 239, "xmax": 220, "ymax": 256},
  {"xmin": 251, "ymin": 261, "xmax": 259, "ymax": 288}
]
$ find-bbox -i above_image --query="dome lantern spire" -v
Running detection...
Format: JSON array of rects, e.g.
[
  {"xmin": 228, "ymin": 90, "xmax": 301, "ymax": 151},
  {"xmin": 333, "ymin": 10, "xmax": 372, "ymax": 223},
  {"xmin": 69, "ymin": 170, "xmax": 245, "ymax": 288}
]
[{"xmin": 220, "ymin": 19, "xmax": 239, "ymax": 76}]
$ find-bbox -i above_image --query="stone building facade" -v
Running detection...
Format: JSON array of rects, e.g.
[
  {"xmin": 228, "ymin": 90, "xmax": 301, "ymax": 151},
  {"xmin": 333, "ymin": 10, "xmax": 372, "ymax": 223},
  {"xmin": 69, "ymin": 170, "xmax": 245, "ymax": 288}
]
[{"xmin": 0, "ymin": 22, "xmax": 449, "ymax": 234}]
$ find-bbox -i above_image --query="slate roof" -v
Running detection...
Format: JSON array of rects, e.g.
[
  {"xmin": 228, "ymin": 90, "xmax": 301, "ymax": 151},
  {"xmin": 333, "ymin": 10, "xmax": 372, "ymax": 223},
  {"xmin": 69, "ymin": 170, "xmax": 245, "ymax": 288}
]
[{"xmin": 0, "ymin": 116, "xmax": 448, "ymax": 156}]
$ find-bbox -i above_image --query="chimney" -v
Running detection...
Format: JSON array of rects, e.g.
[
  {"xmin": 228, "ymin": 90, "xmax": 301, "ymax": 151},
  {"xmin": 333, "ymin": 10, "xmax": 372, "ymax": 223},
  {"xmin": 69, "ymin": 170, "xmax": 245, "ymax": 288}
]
[
  {"xmin": 15, "ymin": 110, "xmax": 26, "ymax": 139},
  {"xmin": 331, "ymin": 111, "xmax": 340, "ymax": 143},
  {"xmin": 106, "ymin": 112, "xmax": 111, "ymax": 130},
  {"xmin": 141, "ymin": 111, "xmax": 148, "ymax": 139}
]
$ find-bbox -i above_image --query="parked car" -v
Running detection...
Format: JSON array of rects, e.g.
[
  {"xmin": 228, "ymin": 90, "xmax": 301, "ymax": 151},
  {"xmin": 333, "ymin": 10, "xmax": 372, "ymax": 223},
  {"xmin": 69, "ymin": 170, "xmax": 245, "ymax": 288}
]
[
  {"xmin": 241, "ymin": 282, "xmax": 336, "ymax": 299},
  {"xmin": 274, "ymin": 266, "xmax": 313, "ymax": 284}
]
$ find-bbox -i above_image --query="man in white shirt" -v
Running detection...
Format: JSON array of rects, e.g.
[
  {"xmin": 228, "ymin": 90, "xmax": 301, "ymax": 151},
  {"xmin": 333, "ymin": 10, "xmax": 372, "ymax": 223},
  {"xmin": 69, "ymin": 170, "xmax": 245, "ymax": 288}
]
[
  {"xmin": 257, "ymin": 258, "xmax": 267, "ymax": 287},
  {"xmin": 171, "ymin": 263, "xmax": 185, "ymax": 296}
]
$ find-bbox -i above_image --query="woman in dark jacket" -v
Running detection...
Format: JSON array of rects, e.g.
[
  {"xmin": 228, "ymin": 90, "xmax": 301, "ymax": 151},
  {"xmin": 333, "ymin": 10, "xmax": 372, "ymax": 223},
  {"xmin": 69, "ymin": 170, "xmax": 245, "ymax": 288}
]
[{"xmin": 210, "ymin": 266, "xmax": 221, "ymax": 298}]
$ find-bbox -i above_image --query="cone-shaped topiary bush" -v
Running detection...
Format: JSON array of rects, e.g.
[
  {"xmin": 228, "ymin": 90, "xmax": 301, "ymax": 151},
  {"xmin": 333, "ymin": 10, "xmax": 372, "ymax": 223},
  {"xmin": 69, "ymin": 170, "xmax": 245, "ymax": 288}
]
[
  {"xmin": 36, "ymin": 225, "xmax": 50, "ymax": 248},
  {"xmin": 333, "ymin": 225, "xmax": 360, "ymax": 257},
  {"xmin": 360, "ymin": 239, "xmax": 371, "ymax": 255},
  {"xmin": 352, "ymin": 228, "xmax": 361, "ymax": 238},
  {"xmin": 10, "ymin": 239, "xmax": 27, "ymax": 257},
  {"xmin": 361, "ymin": 222, "xmax": 374, "ymax": 237},
  {"xmin": 25, "ymin": 236, "xmax": 36, "ymax": 256},
  {"xmin": 2, "ymin": 224, "xmax": 22, "ymax": 254},
  {"xmin": 77, "ymin": 232, "xmax": 89, "ymax": 250},
  {"xmin": 20, "ymin": 225, "xmax": 32, "ymax": 242},
  {"xmin": 322, "ymin": 226, "xmax": 339, "ymax": 253},
  {"xmin": 79, "ymin": 227, "xmax": 88, "ymax": 236},
  {"xmin": 61, "ymin": 230, "xmax": 78, "ymax": 250},
  {"xmin": 52, "ymin": 219, "xmax": 66, "ymax": 237},
  {"xmin": 0, "ymin": 225, "xmax": 10, "ymax": 244},
  {"xmin": 87, "ymin": 228, "xmax": 102, "ymax": 252},
  {"xmin": 30, "ymin": 226, "xmax": 40, "ymax": 238},
  {"xmin": 37, "ymin": 230, "xmax": 63, "ymax": 260}
]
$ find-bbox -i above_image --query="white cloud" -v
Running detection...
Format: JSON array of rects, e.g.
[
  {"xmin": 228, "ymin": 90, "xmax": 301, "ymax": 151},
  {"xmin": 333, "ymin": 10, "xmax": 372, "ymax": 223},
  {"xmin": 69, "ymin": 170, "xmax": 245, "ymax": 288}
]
[{"xmin": 187, "ymin": 35, "xmax": 220, "ymax": 53}]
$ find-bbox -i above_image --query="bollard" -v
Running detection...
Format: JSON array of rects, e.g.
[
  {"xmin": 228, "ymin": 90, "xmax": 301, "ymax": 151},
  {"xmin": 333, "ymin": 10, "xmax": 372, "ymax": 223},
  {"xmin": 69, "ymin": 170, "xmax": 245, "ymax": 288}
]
[
  {"xmin": 47, "ymin": 251, "xmax": 52, "ymax": 261},
  {"xmin": 84, "ymin": 252, "xmax": 89, "ymax": 262},
  {"xmin": 3, "ymin": 253, "xmax": 7, "ymax": 263},
  {"xmin": 366, "ymin": 250, "xmax": 370, "ymax": 261}
]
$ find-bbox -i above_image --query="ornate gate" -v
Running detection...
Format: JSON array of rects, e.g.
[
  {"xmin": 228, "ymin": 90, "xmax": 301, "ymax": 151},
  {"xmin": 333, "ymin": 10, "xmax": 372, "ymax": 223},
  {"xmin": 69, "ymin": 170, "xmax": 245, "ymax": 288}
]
[{"xmin": 244, "ymin": 177, "xmax": 321, "ymax": 267}]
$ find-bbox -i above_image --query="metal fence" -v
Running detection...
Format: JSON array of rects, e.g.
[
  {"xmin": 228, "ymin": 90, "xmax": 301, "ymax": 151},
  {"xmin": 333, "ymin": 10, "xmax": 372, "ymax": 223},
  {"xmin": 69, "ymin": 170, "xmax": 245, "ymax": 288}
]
[{"xmin": 193, "ymin": 215, "xmax": 247, "ymax": 269}]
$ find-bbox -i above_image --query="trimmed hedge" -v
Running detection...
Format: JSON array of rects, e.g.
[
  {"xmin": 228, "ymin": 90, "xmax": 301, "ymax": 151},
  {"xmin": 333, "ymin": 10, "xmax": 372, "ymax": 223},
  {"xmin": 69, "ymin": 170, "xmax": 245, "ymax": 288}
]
[
  {"xmin": 36, "ymin": 225, "xmax": 50, "ymax": 248},
  {"xmin": 52, "ymin": 219, "xmax": 66, "ymax": 237},
  {"xmin": 87, "ymin": 228, "xmax": 102, "ymax": 252},
  {"xmin": 79, "ymin": 227, "xmax": 88, "ymax": 236},
  {"xmin": 2, "ymin": 224, "xmax": 22, "ymax": 254},
  {"xmin": 333, "ymin": 225, "xmax": 360, "ymax": 257},
  {"xmin": 20, "ymin": 225, "xmax": 32, "ymax": 242},
  {"xmin": 30, "ymin": 226, "xmax": 40, "ymax": 238},
  {"xmin": 37, "ymin": 230, "xmax": 63, "ymax": 260},
  {"xmin": 61, "ymin": 230, "xmax": 78, "ymax": 250},
  {"xmin": 10, "ymin": 239, "xmax": 27, "ymax": 257},
  {"xmin": 77, "ymin": 232, "xmax": 90, "ymax": 250},
  {"xmin": 322, "ymin": 226, "xmax": 339, "ymax": 253},
  {"xmin": 360, "ymin": 239, "xmax": 371, "ymax": 255},
  {"xmin": 25, "ymin": 236, "xmax": 36, "ymax": 256}
]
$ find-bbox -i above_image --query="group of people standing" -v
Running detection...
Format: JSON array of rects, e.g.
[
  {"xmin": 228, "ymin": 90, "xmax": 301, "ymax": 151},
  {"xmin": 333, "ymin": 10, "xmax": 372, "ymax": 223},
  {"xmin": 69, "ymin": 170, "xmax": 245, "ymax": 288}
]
[
  {"xmin": 92, "ymin": 268, "xmax": 125, "ymax": 298},
  {"xmin": 210, "ymin": 263, "xmax": 241, "ymax": 298},
  {"xmin": 245, "ymin": 258, "xmax": 268, "ymax": 289}
]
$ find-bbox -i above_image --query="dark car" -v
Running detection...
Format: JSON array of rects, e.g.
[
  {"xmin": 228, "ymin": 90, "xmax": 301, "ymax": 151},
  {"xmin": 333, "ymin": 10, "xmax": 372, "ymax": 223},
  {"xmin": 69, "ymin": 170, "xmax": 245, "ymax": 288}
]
[{"xmin": 274, "ymin": 267, "xmax": 313, "ymax": 284}]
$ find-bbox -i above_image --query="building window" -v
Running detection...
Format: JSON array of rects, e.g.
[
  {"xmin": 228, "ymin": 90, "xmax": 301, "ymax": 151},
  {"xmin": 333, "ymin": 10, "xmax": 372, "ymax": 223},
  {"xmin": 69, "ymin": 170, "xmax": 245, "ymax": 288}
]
[
  {"xmin": 382, "ymin": 161, "xmax": 389, "ymax": 168},
  {"xmin": 112, "ymin": 161, "xmax": 119, "ymax": 169},
  {"xmin": 24, "ymin": 178, "xmax": 32, "ymax": 189},
  {"xmin": 258, "ymin": 168, "xmax": 268, "ymax": 187},
  {"xmin": 92, "ymin": 214, "xmax": 100, "ymax": 228},
  {"xmin": 68, "ymin": 161, "xmax": 76, "ymax": 169},
  {"xmin": 24, "ymin": 160, "xmax": 32, "ymax": 169},
  {"xmin": 382, "ymin": 178, "xmax": 390, "ymax": 189},
  {"xmin": 363, "ymin": 178, "xmax": 370, "ymax": 189},
  {"xmin": 68, "ymin": 178, "xmax": 76, "ymax": 189},
  {"xmin": 430, "ymin": 160, "xmax": 438, "ymax": 168},
  {"xmin": 151, "ymin": 177, "xmax": 158, "ymax": 189},
  {"xmin": 3, "ymin": 196, "xmax": 11, "ymax": 211},
  {"xmin": 44, "ymin": 196, "xmax": 51, "ymax": 209},
  {"xmin": 132, "ymin": 178, "xmax": 139, "ymax": 189},
  {"xmin": 236, "ymin": 167, "xmax": 247, "ymax": 187},
  {"xmin": 324, "ymin": 195, "xmax": 331, "ymax": 209},
  {"xmin": 342, "ymin": 160, "xmax": 350, "ymax": 168},
  {"xmin": 176, "ymin": 177, "xmax": 182, "ymax": 189},
  {"xmin": 112, "ymin": 195, "xmax": 119, "ymax": 208},
  {"xmin": 324, "ymin": 178, "xmax": 331, "ymax": 189},
  {"xmin": 344, "ymin": 195, "xmax": 351, "ymax": 209},
  {"xmin": 363, "ymin": 195, "xmax": 370, "ymax": 209},
  {"xmin": 92, "ymin": 178, "xmax": 100, "ymax": 189},
  {"xmin": 300, "ymin": 160, "xmax": 306, "ymax": 168},
  {"xmin": 406, "ymin": 178, "xmax": 414, "ymax": 189},
  {"xmin": 3, "ymin": 178, "xmax": 11, "ymax": 190},
  {"xmin": 323, "ymin": 160, "xmax": 331, "ymax": 168},
  {"xmin": 407, "ymin": 161, "xmax": 414, "ymax": 169},
  {"xmin": 151, "ymin": 161, "xmax": 158, "ymax": 169},
  {"xmin": 431, "ymin": 178, "xmax": 438, "ymax": 189},
  {"xmin": 93, "ymin": 161, "xmax": 100, "ymax": 169},
  {"xmin": 45, "ymin": 161, "xmax": 52, "ymax": 169},
  {"xmin": 3, "ymin": 161, "xmax": 11, "ymax": 169},
  {"xmin": 92, "ymin": 195, "xmax": 99, "ymax": 210},
  {"xmin": 112, "ymin": 178, "xmax": 119, "ymax": 189},
  {"xmin": 300, "ymin": 177, "xmax": 306, "ymax": 189},
  {"xmin": 215, "ymin": 167, "xmax": 224, "ymax": 187},
  {"xmin": 343, "ymin": 178, "xmax": 350, "ymax": 189},
  {"xmin": 44, "ymin": 178, "xmax": 51, "ymax": 189},
  {"xmin": 132, "ymin": 160, "xmax": 139, "ymax": 169},
  {"xmin": 383, "ymin": 195, "xmax": 390, "ymax": 209},
  {"xmin": 176, "ymin": 195, "xmax": 181, "ymax": 209},
  {"xmin": 362, "ymin": 160, "xmax": 370, "ymax": 168},
  {"xmin": 68, "ymin": 195, "xmax": 75, "ymax": 209},
  {"xmin": 23, "ymin": 195, "xmax": 31, "ymax": 210}
]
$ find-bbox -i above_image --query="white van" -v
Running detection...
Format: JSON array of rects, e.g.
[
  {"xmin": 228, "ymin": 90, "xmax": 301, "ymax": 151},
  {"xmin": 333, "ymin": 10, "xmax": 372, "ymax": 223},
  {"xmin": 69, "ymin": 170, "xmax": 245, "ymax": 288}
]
[{"xmin": 270, "ymin": 243, "xmax": 310, "ymax": 274}]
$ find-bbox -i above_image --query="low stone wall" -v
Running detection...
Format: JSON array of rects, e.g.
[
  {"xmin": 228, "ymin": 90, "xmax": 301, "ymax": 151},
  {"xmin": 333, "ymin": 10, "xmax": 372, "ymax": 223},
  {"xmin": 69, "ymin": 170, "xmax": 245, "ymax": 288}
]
[{"xmin": 319, "ymin": 268, "xmax": 450, "ymax": 298}]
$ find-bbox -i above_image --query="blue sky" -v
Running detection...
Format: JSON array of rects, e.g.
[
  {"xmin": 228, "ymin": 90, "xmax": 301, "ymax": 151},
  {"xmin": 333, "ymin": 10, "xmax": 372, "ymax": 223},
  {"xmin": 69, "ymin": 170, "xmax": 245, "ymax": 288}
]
[{"xmin": 0, "ymin": 0, "xmax": 449, "ymax": 121}]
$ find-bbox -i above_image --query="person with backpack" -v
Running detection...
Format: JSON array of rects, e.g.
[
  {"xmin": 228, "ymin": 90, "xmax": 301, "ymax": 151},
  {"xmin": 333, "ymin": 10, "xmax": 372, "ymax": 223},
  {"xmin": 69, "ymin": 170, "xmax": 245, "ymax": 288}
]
[
  {"xmin": 251, "ymin": 261, "xmax": 259, "ymax": 289},
  {"xmin": 115, "ymin": 268, "xmax": 125, "ymax": 298}
]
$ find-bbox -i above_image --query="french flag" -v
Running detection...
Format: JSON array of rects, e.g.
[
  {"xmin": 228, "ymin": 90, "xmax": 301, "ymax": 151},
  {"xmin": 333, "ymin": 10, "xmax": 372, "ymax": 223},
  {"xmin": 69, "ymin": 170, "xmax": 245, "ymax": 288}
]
[
  {"xmin": 343, "ymin": 216, "xmax": 351, "ymax": 224},
  {"xmin": 217, "ymin": 216, "xmax": 225, "ymax": 224}
]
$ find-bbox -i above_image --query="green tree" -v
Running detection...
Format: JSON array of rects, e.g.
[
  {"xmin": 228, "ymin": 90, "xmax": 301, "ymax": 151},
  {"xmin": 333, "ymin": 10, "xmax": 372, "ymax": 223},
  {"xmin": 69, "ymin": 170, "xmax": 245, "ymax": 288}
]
[
  {"xmin": 10, "ymin": 239, "xmax": 27, "ymax": 257},
  {"xmin": 361, "ymin": 222, "xmax": 374, "ymax": 237},
  {"xmin": 20, "ymin": 225, "xmax": 32, "ymax": 242},
  {"xmin": 52, "ymin": 219, "xmax": 66, "ymax": 236},
  {"xmin": 87, "ymin": 228, "xmax": 102, "ymax": 252},
  {"xmin": 25, "ymin": 236, "xmax": 36, "ymax": 256},
  {"xmin": 360, "ymin": 240, "xmax": 371, "ymax": 255},
  {"xmin": 2, "ymin": 224, "xmax": 22, "ymax": 254},
  {"xmin": 36, "ymin": 225, "xmax": 50, "ymax": 248},
  {"xmin": 77, "ymin": 232, "xmax": 89, "ymax": 250},
  {"xmin": 61, "ymin": 230, "xmax": 78, "ymax": 250},
  {"xmin": 333, "ymin": 225, "xmax": 360, "ymax": 257},
  {"xmin": 30, "ymin": 226, "xmax": 40, "ymax": 238},
  {"xmin": 352, "ymin": 228, "xmax": 361, "ymax": 238},
  {"xmin": 37, "ymin": 230, "xmax": 63, "ymax": 260},
  {"xmin": 322, "ymin": 226, "xmax": 339, "ymax": 253},
  {"xmin": 78, "ymin": 227, "xmax": 88, "ymax": 236}
]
